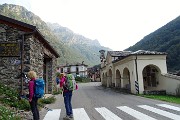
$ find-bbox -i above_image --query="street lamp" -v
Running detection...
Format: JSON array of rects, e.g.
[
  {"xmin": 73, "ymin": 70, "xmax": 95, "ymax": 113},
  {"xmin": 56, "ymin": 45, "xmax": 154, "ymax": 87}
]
[
  {"xmin": 99, "ymin": 50, "xmax": 105, "ymax": 62},
  {"xmin": 99, "ymin": 50, "xmax": 105, "ymax": 82}
]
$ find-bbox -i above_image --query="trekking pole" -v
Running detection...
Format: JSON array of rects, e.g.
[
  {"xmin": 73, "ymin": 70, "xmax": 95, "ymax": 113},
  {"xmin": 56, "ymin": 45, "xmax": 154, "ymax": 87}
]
[{"xmin": 20, "ymin": 95, "xmax": 53, "ymax": 111}]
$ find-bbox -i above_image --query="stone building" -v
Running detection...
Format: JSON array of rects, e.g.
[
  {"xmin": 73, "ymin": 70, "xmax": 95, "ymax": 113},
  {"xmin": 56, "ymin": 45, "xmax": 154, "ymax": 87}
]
[
  {"xmin": 57, "ymin": 62, "xmax": 88, "ymax": 77},
  {"xmin": 0, "ymin": 14, "xmax": 59, "ymax": 94},
  {"xmin": 87, "ymin": 65, "xmax": 101, "ymax": 82},
  {"xmin": 100, "ymin": 50, "xmax": 180, "ymax": 95}
]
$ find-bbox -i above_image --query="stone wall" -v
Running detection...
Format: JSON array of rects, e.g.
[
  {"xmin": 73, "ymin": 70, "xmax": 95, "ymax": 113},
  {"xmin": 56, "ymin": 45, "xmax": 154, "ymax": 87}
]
[
  {"xmin": 160, "ymin": 73, "xmax": 180, "ymax": 95},
  {"xmin": 27, "ymin": 36, "xmax": 44, "ymax": 75},
  {"xmin": 0, "ymin": 23, "xmax": 58, "ymax": 94},
  {"xmin": 52, "ymin": 58, "xmax": 57, "ymax": 92},
  {"xmin": 0, "ymin": 24, "xmax": 22, "ymax": 90}
]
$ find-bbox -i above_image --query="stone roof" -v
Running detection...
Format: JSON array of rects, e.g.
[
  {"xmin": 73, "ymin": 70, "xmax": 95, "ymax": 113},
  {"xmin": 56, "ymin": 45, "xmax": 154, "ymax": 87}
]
[
  {"xmin": 108, "ymin": 51, "xmax": 131, "ymax": 57},
  {"xmin": 131, "ymin": 50, "xmax": 167, "ymax": 55},
  {"xmin": 108, "ymin": 50, "xmax": 167, "ymax": 57},
  {"xmin": 109, "ymin": 50, "xmax": 167, "ymax": 63}
]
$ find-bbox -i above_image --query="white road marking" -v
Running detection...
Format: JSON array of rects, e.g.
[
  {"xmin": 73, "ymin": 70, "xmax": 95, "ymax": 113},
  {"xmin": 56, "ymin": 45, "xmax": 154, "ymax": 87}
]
[
  {"xmin": 157, "ymin": 104, "xmax": 180, "ymax": 111},
  {"xmin": 42, "ymin": 105, "xmax": 180, "ymax": 120},
  {"xmin": 117, "ymin": 106, "xmax": 157, "ymax": 120},
  {"xmin": 43, "ymin": 109, "xmax": 61, "ymax": 120},
  {"xmin": 95, "ymin": 107, "xmax": 122, "ymax": 120},
  {"xmin": 73, "ymin": 108, "xmax": 90, "ymax": 120},
  {"xmin": 138, "ymin": 105, "xmax": 180, "ymax": 120}
]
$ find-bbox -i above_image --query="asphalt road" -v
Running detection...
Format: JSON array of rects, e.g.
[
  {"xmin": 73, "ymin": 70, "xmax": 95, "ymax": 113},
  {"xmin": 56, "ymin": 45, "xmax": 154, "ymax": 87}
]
[{"xmin": 41, "ymin": 82, "xmax": 180, "ymax": 120}]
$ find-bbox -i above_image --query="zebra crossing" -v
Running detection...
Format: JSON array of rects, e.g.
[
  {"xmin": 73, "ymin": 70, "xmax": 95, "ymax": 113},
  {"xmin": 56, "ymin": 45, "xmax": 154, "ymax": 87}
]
[
  {"xmin": 43, "ymin": 104, "xmax": 180, "ymax": 120},
  {"xmin": 95, "ymin": 107, "xmax": 122, "ymax": 120},
  {"xmin": 117, "ymin": 106, "xmax": 156, "ymax": 120}
]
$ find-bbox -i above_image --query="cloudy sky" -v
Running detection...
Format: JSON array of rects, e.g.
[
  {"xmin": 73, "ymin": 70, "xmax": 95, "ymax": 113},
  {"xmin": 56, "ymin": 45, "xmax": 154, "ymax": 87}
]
[{"xmin": 1, "ymin": 0, "xmax": 180, "ymax": 50}]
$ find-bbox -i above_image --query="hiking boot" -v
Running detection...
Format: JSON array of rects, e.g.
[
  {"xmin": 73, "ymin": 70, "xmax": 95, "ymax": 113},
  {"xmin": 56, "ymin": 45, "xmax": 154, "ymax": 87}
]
[
  {"xmin": 69, "ymin": 114, "xmax": 74, "ymax": 118},
  {"xmin": 63, "ymin": 116, "xmax": 71, "ymax": 120}
]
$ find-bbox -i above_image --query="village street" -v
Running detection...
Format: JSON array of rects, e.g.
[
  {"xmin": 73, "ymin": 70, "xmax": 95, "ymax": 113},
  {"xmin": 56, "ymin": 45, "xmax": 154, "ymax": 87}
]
[{"xmin": 41, "ymin": 82, "xmax": 180, "ymax": 120}]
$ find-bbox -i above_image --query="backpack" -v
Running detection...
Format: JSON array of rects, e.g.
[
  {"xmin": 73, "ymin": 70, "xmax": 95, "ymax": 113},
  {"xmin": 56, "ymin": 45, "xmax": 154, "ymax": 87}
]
[
  {"xmin": 34, "ymin": 78, "xmax": 45, "ymax": 98},
  {"xmin": 56, "ymin": 77, "xmax": 60, "ymax": 85},
  {"xmin": 64, "ymin": 74, "xmax": 77, "ymax": 91}
]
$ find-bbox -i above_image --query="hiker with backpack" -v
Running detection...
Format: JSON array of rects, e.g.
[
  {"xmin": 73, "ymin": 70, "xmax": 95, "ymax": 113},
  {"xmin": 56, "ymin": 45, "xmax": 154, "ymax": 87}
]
[
  {"xmin": 59, "ymin": 72, "xmax": 78, "ymax": 120},
  {"xmin": 28, "ymin": 70, "xmax": 44, "ymax": 120},
  {"xmin": 56, "ymin": 72, "xmax": 60, "ymax": 92}
]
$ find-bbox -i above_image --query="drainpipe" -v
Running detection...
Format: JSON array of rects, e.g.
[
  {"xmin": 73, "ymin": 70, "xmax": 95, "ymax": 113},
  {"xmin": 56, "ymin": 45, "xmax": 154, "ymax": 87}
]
[
  {"xmin": 20, "ymin": 34, "xmax": 24, "ymax": 95},
  {"xmin": 135, "ymin": 54, "xmax": 139, "ymax": 94}
]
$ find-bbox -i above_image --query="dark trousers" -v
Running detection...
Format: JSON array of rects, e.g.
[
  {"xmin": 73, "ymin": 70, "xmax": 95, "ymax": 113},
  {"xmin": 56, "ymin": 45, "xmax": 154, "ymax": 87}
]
[
  {"xmin": 30, "ymin": 97, "xmax": 39, "ymax": 120},
  {"xmin": 63, "ymin": 91, "xmax": 73, "ymax": 116}
]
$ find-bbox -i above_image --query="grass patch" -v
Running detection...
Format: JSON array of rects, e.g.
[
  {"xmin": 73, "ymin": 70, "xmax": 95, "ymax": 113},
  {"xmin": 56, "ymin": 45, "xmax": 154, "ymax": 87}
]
[{"xmin": 138, "ymin": 94, "xmax": 180, "ymax": 104}]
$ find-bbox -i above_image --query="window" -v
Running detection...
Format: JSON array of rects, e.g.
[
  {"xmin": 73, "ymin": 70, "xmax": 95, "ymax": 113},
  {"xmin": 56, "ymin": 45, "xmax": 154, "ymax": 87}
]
[
  {"xmin": 61, "ymin": 68, "xmax": 63, "ymax": 73},
  {"xmin": 67, "ymin": 68, "xmax": 70, "ymax": 73},
  {"xmin": 145, "ymin": 66, "xmax": 157, "ymax": 87},
  {"xmin": 76, "ymin": 67, "xmax": 79, "ymax": 73}
]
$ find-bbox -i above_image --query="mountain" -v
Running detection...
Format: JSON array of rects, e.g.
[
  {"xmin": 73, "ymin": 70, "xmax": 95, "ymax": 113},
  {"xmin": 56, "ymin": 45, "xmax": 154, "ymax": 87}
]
[
  {"xmin": 47, "ymin": 23, "xmax": 101, "ymax": 46},
  {"xmin": 0, "ymin": 3, "xmax": 111, "ymax": 66},
  {"xmin": 47, "ymin": 23, "xmax": 109, "ymax": 64},
  {"xmin": 126, "ymin": 16, "xmax": 180, "ymax": 73}
]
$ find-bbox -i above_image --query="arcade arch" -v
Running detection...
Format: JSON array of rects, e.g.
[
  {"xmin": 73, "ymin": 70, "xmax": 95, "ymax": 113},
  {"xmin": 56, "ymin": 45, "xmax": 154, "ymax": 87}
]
[
  {"xmin": 105, "ymin": 72, "xmax": 108, "ymax": 87},
  {"xmin": 122, "ymin": 67, "xmax": 131, "ymax": 90},
  {"xmin": 115, "ymin": 69, "xmax": 121, "ymax": 88},
  {"xmin": 102, "ymin": 73, "xmax": 105, "ymax": 86},
  {"xmin": 108, "ymin": 69, "xmax": 113, "ymax": 87},
  {"xmin": 142, "ymin": 65, "xmax": 161, "ymax": 91}
]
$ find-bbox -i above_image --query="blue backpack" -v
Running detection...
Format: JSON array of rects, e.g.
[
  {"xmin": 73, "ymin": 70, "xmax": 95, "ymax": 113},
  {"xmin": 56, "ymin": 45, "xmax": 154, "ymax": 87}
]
[
  {"xmin": 34, "ymin": 78, "xmax": 45, "ymax": 98},
  {"xmin": 56, "ymin": 77, "xmax": 60, "ymax": 84}
]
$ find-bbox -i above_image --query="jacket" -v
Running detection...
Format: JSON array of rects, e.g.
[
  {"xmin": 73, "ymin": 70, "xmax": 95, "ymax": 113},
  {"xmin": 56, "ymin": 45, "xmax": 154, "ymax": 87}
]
[{"xmin": 29, "ymin": 78, "xmax": 35, "ymax": 100}]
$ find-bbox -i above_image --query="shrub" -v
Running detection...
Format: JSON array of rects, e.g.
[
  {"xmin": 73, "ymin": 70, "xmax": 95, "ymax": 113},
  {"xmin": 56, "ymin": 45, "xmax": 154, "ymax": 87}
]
[
  {"xmin": 39, "ymin": 96, "xmax": 56, "ymax": 104},
  {"xmin": 75, "ymin": 76, "xmax": 91, "ymax": 83},
  {"xmin": 53, "ymin": 90, "xmax": 62, "ymax": 95},
  {"xmin": 18, "ymin": 99, "xmax": 31, "ymax": 111},
  {"xmin": 0, "ymin": 105, "xmax": 21, "ymax": 120},
  {"xmin": 0, "ymin": 83, "xmax": 30, "ymax": 111}
]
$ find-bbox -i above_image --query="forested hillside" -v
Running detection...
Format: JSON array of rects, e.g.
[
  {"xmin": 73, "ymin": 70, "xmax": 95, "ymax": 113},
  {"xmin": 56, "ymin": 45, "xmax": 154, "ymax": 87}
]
[
  {"xmin": 126, "ymin": 16, "xmax": 180, "ymax": 72},
  {"xmin": 0, "ymin": 3, "xmax": 111, "ymax": 66}
]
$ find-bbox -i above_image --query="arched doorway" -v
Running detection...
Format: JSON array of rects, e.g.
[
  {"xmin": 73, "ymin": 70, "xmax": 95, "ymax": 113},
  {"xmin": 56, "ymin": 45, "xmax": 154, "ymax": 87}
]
[
  {"xmin": 43, "ymin": 55, "xmax": 52, "ymax": 94},
  {"xmin": 143, "ymin": 65, "xmax": 160, "ymax": 91},
  {"xmin": 108, "ymin": 69, "xmax": 113, "ymax": 87},
  {"xmin": 102, "ymin": 73, "xmax": 106, "ymax": 86},
  {"xmin": 116, "ymin": 69, "xmax": 121, "ymax": 88},
  {"xmin": 105, "ymin": 72, "xmax": 107, "ymax": 87},
  {"xmin": 122, "ymin": 67, "xmax": 131, "ymax": 90}
]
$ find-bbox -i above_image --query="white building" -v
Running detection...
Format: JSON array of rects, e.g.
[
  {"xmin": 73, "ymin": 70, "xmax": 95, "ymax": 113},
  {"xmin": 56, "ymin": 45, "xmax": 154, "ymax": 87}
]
[
  {"xmin": 57, "ymin": 63, "xmax": 88, "ymax": 77},
  {"xmin": 100, "ymin": 50, "xmax": 180, "ymax": 95}
]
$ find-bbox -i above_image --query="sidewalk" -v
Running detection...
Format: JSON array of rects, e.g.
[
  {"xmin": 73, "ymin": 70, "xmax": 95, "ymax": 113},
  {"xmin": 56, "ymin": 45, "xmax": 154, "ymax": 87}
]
[
  {"xmin": 44, "ymin": 94, "xmax": 53, "ymax": 98},
  {"xmin": 40, "ymin": 93, "xmax": 64, "ymax": 120}
]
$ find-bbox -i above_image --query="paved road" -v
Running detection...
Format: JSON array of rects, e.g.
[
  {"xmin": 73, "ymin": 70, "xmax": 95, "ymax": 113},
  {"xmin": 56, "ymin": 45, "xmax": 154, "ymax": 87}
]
[{"xmin": 40, "ymin": 82, "xmax": 180, "ymax": 120}]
